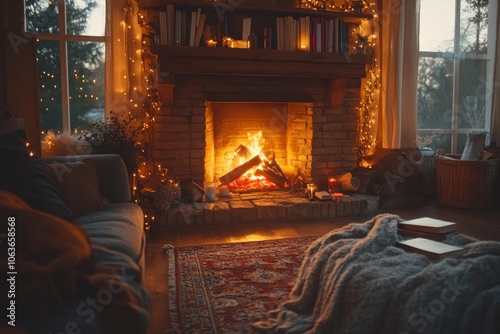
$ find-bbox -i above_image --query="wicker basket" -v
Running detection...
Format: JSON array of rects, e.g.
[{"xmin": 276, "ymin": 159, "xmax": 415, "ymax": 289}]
[{"xmin": 435, "ymin": 155, "xmax": 500, "ymax": 209}]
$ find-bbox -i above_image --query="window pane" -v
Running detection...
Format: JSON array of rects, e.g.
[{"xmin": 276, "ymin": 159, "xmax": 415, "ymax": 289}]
[
  {"xmin": 68, "ymin": 41, "xmax": 105, "ymax": 132},
  {"xmin": 66, "ymin": 0, "xmax": 106, "ymax": 36},
  {"xmin": 419, "ymin": 0, "xmax": 455, "ymax": 52},
  {"xmin": 458, "ymin": 59, "xmax": 488, "ymax": 129},
  {"xmin": 37, "ymin": 40, "xmax": 63, "ymax": 133},
  {"xmin": 417, "ymin": 57, "xmax": 454, "ymax": 129},
  {"xmin": 460, "ymin": 0, "xmax": 489, "ymax": 54},
  {"xmin": 25, "ymin": 0, "xmax": 59, "ymax": 34}
]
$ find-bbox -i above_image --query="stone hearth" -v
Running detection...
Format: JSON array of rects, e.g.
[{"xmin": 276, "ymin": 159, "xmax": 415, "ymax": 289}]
[{"xmin": 156, "ymin": 192, "xmax": 379, "ymax": 231}]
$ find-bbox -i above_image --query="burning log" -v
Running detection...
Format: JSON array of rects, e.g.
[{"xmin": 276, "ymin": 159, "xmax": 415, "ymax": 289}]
[
  {"xmin": 255, "ymin": 168, "xmax": 288, "ymax": 188},
  {"xmin": 263, "ymin": 158, "xmax": 288, "ymax": 182},
  {"xmin": 219, "ymin": 155, "xmax": 262, "ymax": 185}
]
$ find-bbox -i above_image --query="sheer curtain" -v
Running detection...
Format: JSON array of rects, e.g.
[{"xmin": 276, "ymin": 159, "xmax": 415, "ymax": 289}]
[
  {"xmin": 105, "ymin": 0, "xmax": 144, "ymax": 116},
  {"xmin": 491, "ymin": 2, "xmax": 500, "ymax": 145},
  {"xmin": 377, "ymin": 0, "xmax": 420, "ymax": 149}
]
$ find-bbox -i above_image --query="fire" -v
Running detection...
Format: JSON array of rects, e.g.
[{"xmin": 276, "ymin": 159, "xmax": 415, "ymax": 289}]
[{"xmin": 225, "ymin": 130, "xmax": 286, "ymax": 192}]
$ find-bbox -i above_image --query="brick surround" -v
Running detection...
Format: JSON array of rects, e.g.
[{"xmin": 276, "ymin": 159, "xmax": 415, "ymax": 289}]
[{"xmin": 155, "ymin": 74, "xmax": 361, "ymax": 190}]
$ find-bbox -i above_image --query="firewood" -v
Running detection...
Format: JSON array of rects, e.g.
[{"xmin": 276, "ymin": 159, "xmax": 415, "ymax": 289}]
[
  {"xmin": 219, "ymin": 155, "xmax": 262, "ymax": 185},
  {"xmin": 255, "ymin": 168, "xmax": 288, "ymax": 188}
]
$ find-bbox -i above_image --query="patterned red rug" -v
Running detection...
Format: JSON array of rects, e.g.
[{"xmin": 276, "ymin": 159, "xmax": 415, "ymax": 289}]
[{"xmin": 166, "ymin": 236, "xmax": 319, "ymax": 334}]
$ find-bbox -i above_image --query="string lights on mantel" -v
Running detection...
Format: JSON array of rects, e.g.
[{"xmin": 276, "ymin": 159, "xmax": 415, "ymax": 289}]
[
  {"xmin": 356, "ymin": 1, "xmax": 379, "ymax": 161},
  {"xmin": 300, "ymin": 0, "xmax": 369, "ymax": 13}
]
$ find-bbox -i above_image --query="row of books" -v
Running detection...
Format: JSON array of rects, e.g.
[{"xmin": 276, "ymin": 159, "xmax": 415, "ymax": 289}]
[
  {"xmin": 157, "ymin": 5, "xmax": 352, "ymax": 52},
  {"xmin": 158, "ymin": 5, "xmax": 210, "ymax": 47},
  {"xmin": 397, "ymin": 217, "xmax": 465, "ymax": 260},
  {"xmin": 276, "ymin": 16, "xmax": 351, "ymax": 53}
]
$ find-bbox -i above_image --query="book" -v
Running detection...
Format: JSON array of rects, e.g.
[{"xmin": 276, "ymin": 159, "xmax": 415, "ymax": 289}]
[
  {"xmin": 397, "ymin": 238, "xmax": 464, "ymax": 260},
  {"xmin": 314, "ymin": 191, "xmax": 332, "ymax": 200},
  {"xmin": 194, "ymin": 13, "xmax": 207, "ymax": 47},
  {"xmin": 242, "ymin": 17, "xmax": 252, "ymax": 41},
  {"xmin": 397, "ymin": 228, "xmax": 450, "ymax": 241},
  {"xmin": 398, "ymin": 217, "xmax": 457, "ymax": 234},
  {"xmin": 166, "ymin": 4, "xmax": 174, "ymax": 46},
  {"xmin": 159, "ymin": 11, "xmax": 167, "ymax": 45}
]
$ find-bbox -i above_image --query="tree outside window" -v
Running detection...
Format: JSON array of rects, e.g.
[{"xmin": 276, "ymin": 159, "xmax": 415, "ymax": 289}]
[
  {"xmin": 417, "ymin": 0, "xmax": 496, "ymax": 153},
  {"xmin": 25, "ymin": 0, "xmax": 106, "ymax": 135}
]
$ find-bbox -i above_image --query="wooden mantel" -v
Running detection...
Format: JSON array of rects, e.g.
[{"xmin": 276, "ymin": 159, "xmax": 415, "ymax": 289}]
[{"xmin": 152, "ymin": 45, "xmax": 372, "ymax": 80}]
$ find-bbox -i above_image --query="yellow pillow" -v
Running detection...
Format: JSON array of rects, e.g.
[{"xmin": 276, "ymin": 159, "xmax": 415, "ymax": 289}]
[{"xmin": 45, "ymin": 158, "xmax": 108, "ymax": 215}]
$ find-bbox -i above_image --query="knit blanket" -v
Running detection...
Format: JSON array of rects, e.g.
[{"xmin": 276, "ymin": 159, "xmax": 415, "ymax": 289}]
[{"xmin": 253, "ymin": 213, "xmax": 500, "ymax": 334}]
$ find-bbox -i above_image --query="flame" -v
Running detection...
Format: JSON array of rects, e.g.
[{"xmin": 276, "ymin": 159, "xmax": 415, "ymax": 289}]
[{"xmin": 227, "ymin": 130, "xmax": 280, "ymax": 192}]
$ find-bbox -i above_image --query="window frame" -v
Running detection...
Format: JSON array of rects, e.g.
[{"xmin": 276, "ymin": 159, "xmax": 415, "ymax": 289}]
[
  {"xmin": 417, "ymin": 0, "xmax": 497, "ymax": 153},
  {"xmin": 30, "ymin": 0, "xmax": 107, "ymax": 134}
]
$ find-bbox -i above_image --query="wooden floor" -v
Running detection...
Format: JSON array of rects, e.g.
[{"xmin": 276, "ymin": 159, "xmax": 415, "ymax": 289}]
[{"xmin": 144, "ymin": 200, "xmax": 500, "ymax": 334}]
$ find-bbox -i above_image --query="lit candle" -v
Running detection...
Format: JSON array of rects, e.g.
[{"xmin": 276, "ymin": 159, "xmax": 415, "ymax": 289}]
[
  {"xmin": 307, "ymin": 183, "xmax": 317, "ymax": 200},
  {"xmin": 333, "ymin": 192, "xmax": 344, "ymax": 202},
  {"xmin": 206, "ymin": 39, "xmax": 217, "ymax": 47},
  {"xmin": 328, "ymin": 177, "xmax": 337, "ymax": 194}
]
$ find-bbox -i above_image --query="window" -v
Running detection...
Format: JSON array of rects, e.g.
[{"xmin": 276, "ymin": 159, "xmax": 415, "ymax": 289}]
[
  {"xmin": 417, "ymin": 0, "xmax": 497, "ymax": 153},
  {"xmin": 25, "ymin": 0, "xmax": 106, "ymax": 134}
]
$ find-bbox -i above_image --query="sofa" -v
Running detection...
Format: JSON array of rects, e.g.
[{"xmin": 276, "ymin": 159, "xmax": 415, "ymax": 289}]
[{"xmin": 0, "ymin": 129, "xmax": 149, "ymax": 333}]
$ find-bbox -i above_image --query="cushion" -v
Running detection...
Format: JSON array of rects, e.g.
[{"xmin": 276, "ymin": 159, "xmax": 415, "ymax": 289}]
[
  {"xmin": 461, "ymin": 130, "xmax": 487, "ymax": 160},
  {"xmin": 0, "ymin": 130, "xmax": 76, "ymax": 219},
  {"xmin": 45, "ymin": 158, "xmax": 108, "ymax": 215}
]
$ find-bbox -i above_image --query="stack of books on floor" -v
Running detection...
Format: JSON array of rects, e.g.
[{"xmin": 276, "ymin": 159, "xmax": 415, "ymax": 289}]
[{"xmin": 397, "ymin": 217, "xmax": 464, "ymax": 260}]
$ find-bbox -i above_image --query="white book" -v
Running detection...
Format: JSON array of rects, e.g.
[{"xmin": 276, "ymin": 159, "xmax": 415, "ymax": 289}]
[
  {"xmin": 194, "ymin": 14, "xmax": 207, "ymax": 47},
  {"xmin": 189, "ymin": 11, "xmax": 197, "ymax": 46},
  {"xmin": 242, "ymin": 17, "xmax": 252, "ymax": 40},
  {"xmin": 398, "ymin": 238, "xmax": 464, "ymax": 260},
  {"xmin": 398, "ymin": 217, "xmax": 457, "ymax": 234},
  {"xmin": 174, "ymin": 10, "xmax": 182, "ymax": 46}
]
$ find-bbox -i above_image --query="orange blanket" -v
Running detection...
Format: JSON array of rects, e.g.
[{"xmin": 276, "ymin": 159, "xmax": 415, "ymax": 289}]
[{"xmin": 0, "ymin": 190, "xmax": 147, "ymax": 333}]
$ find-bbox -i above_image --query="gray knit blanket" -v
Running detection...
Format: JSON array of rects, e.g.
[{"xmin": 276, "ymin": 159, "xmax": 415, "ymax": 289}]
[{"xmin": 253, "ymin": 213, "xmax": 500, "ymax": 334}]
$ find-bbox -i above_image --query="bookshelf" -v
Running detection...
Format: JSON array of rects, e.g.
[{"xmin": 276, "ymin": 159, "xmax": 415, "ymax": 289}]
[{"xmin": 140, "ymin": 0, "xmax": 374, "ymax": 78}]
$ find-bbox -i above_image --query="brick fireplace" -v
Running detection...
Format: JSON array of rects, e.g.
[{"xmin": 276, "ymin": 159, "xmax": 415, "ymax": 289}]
[{"xmin": 155, "ymin": 73, "xmax": 362, "ymax": 190}]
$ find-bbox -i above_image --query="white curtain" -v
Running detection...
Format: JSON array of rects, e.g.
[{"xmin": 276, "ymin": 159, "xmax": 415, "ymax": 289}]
[
  {"xmin": 105, "ymin": 0, "xmax": 144, "ymax": 117},
  {"xmin": 491, "ymin": 2, "xmax": 500, "ymax": 145},
  {"xmin": 378, "ymin": 0, "xmax": 420, "ymax": 148}
]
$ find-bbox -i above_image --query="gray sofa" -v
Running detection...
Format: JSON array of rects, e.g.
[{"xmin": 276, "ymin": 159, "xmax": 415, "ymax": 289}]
[
  {"xmin": 0, "ymin": 150, "xmax": 149, "ymax": 333},
  {"xmin": 36, "ymin": 154, "xmax": 150, "ymax": 333}
]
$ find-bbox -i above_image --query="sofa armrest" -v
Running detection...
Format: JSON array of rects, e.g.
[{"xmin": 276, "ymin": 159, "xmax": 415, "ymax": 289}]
[{"xmin": 42, "ymin": 154, "xmax": 131, "ymax": 203}]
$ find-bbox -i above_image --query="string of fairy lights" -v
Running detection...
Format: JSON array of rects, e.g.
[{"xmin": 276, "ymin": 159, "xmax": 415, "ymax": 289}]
[{"xmin": 355, "ymin": 2, "xmax": 379, "ymax": 160}]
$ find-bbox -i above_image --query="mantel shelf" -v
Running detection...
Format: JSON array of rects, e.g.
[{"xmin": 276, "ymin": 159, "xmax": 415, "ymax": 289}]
[{"xmin": 152, "ymin": 45, "xmax": 372, "ymax": 79}]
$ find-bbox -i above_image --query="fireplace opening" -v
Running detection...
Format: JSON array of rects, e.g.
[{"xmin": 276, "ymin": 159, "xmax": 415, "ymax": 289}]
[{"xmin": 204, "ymin": 101, "xmax": 313, "ymax": 192}]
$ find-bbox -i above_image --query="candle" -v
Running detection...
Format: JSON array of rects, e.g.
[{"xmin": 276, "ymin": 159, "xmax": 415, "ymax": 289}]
[
  {"xmin": 204, "ymin": 181, "xmax": 216, "ymax": 202},
  {"xmin": 307, "ymin": 183, "xmax": 317, "ymax": 200},
  {"xmin": 206, "ymin": 39, "xmax": 217, "ymax": 47},
  {"xmin": 328, "ymin": 177, "xmax": 337, "ymax": 194}
]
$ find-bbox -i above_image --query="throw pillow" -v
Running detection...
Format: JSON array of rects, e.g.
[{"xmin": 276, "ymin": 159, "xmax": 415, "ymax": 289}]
[
  {"xmin": 45, "ymin": 158, "xmax": 108, "ymax": 215},
  {"xmin": 0, "ymin": 130, "xmax": 76, "ymax": 219},
  {"xmin": 461, "ymin": 130, "xmax": 487, "ymax": 160}
]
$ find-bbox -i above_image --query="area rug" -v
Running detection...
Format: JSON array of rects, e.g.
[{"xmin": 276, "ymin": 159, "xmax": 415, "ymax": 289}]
[{"xmin": 165, "ymin": 236, "xmax": 319, "ymax": 334}]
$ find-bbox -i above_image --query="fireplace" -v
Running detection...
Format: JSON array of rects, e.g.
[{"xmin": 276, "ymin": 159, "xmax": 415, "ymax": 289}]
[
  {"xmin": 155, "ymin": 74, "xmax": 362, "ymax": 191},
  {"xmin": 205, "ymin": 101, "xmax": 312, "ymax": 191}
]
